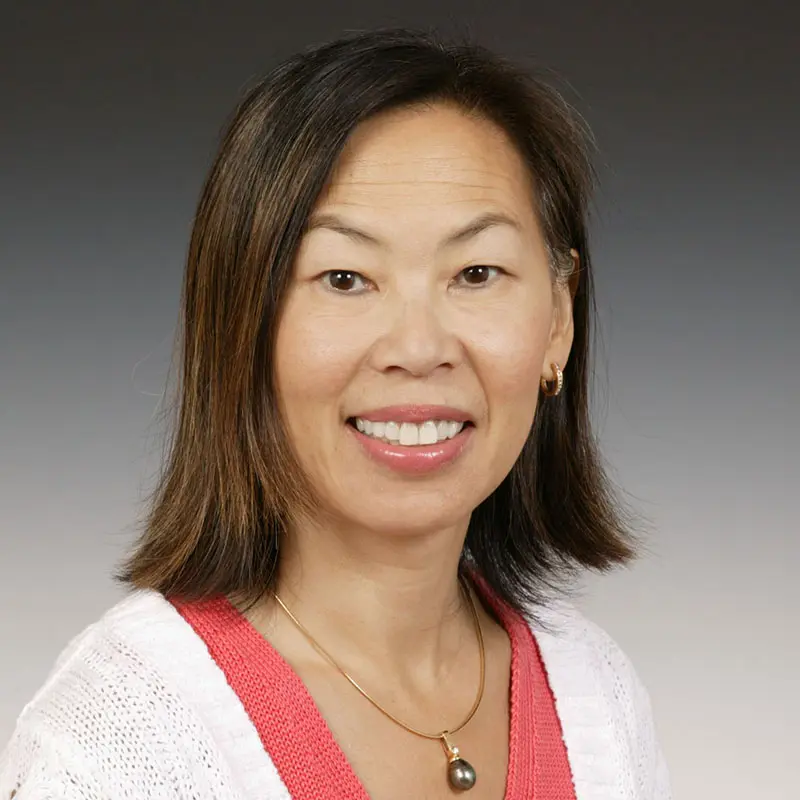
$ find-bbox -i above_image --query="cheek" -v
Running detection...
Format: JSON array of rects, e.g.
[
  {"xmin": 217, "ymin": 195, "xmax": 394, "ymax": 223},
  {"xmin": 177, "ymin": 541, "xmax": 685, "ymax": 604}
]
[
  {"xmin": 455, "ymin": 302, "xmax": 549, "ymax": 492},
  {"xmin": 469, "ymin": 302, "xmax": 551, "ymax": 407},
  {"xmin": 274, "ymin": 294, "xmax": 361, "ymax": 420}
]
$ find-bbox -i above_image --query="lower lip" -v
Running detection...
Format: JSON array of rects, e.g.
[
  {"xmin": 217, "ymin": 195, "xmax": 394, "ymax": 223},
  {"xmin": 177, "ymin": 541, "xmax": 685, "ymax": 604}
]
[{"xmin": 348, "ymin": 424, "xmax": 473, "ymax": 475}]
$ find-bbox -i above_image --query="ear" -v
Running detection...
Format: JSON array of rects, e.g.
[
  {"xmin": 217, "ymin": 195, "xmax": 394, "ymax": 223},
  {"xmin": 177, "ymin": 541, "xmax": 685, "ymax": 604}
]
[{"xmin": 542, "ymin": 249, "xmax": 578, "ymax": 379}]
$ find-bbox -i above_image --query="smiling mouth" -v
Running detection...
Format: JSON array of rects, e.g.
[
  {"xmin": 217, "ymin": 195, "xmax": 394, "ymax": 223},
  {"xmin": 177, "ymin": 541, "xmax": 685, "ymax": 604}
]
[{"xmin": 347, "ymin": 417, "xmax": 474, "ymax": 447}]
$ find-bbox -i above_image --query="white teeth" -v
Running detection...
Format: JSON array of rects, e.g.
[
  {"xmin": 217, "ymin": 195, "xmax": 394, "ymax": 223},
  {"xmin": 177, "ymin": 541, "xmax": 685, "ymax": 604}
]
[
  {"xmin": 353, "ymin": 418, "xmax": 466, "ymax": 446},
  {"xmin": 399, "ymin": 423, "xmax": 418, "ymax": 446},
  {"xmin": 419, "ymin": 420, "xmax": 438, "ymax": 445},
  {"xmin": 384, "ymin": 421, "xmax": 401, "ymax": 442},
  {"xmin": 371, "ymin": 421, "xmax": 386, "ymax": 439}
]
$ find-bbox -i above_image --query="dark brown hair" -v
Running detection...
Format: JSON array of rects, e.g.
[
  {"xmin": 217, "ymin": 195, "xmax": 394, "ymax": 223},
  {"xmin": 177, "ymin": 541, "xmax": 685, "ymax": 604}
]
[{"xmin": 118, "ymin": 27, "xmax": 637, "ymax": 614}]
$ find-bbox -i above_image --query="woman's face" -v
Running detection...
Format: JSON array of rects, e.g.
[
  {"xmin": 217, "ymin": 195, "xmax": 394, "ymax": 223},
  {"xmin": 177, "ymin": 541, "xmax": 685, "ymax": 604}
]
[{"xmin": 275, "ymin": 103, "xmax": 573, "ymax": 536}]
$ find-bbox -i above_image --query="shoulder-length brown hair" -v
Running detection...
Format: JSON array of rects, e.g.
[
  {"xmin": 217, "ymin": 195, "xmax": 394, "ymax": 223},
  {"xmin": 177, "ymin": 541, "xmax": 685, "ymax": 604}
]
[{"xmin": 119, "ymin": 27, "xmax": 637, "ymax": 614}]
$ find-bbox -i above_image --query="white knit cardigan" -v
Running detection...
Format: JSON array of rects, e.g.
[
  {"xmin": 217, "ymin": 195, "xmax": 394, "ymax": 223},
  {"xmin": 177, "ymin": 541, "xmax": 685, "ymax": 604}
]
[{"xmin": 0, "ymin": 590, "xmax": 671, "ymax": 799}]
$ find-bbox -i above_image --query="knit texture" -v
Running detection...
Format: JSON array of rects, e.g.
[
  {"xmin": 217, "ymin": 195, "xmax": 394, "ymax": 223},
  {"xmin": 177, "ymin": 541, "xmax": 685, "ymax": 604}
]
[
  {"xmin": 481, "ymin": 584, "xmax": 577, "ymax": 798},
  {"xmin": 173, "ymin": 582, "xmax": 576, "ymax": 799},
  {"xmin": 0, "ymin": 590, "xmax": 671, "ymax": 799}
]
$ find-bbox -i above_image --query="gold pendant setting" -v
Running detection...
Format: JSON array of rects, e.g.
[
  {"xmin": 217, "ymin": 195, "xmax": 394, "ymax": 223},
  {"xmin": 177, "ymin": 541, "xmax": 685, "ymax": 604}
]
[{"xmin": 442, "ymin": 733, "xmax": 477, "ymax": 791}]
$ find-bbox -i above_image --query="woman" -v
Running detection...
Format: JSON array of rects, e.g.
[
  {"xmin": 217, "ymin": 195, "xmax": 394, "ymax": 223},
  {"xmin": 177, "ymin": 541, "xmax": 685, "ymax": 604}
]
[{"xmin": 1, "ymin": 27, "xmax": 670, "ymax": 800}]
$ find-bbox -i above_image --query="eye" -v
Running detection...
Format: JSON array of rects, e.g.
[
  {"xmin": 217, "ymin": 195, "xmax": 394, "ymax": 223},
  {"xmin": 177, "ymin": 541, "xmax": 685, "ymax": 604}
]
[
  {"xmin": 322, "ymin": 270, "xmax": 370, "ymax": 293},
  {"xmin": 456, "ymin": 265, "xmax": 502, "ymax": 287}
]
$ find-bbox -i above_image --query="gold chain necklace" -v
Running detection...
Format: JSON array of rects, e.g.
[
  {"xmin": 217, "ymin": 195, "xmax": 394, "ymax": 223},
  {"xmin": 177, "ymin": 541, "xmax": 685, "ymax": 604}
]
[{"xmin": 273, "ymin": 575, "xmax": 485, "ymax": 791}]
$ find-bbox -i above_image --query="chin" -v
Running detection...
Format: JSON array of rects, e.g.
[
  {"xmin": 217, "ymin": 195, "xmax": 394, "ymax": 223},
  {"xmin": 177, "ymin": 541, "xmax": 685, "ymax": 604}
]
[{"xmin": 333, "ymin": 499, "xmax": 474, "ymax": 539}]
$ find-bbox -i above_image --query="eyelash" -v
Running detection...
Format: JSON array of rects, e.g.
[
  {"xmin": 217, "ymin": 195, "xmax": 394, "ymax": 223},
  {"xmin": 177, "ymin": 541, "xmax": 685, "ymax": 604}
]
[{"xmin": 320, "ymin": 266, "xmax": 504, "ymax": 294}]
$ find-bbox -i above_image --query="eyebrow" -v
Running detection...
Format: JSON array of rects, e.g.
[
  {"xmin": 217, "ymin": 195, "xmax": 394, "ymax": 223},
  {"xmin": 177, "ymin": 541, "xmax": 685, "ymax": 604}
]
[{"xmin": 304, "ymin": 210, "xmax": 522, "ymax": 249}]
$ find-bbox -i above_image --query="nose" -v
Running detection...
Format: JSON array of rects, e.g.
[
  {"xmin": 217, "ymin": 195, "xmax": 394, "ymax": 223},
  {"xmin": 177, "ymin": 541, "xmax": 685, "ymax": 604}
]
[{"xmin": 370, "ymin": 292, "xmax": 461, "ymax": 378}]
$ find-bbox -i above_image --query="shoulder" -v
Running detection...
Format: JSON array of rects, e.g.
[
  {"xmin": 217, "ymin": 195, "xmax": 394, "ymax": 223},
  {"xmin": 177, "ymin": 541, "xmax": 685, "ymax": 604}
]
[
  {"xmin": 0, "ymin": 591, "xmax": 285, "ymax": 799},
  {"xmin": 526, "ymin": 599, "xmax": 650, "ymax": 741},
  {"xmin": 525, "ymin": 599, "xmax": 672, "ymax": 800},
  {"xmin": 9, "ymin": 590, "xmax": 193, "ymax": 726},
  {"xmin": 528, "ymin": 598, "xmax": 646, "ymax": 695},
  {"xmin": 4, "ymin": 591, "xmax": 179, "ymax": 726}
]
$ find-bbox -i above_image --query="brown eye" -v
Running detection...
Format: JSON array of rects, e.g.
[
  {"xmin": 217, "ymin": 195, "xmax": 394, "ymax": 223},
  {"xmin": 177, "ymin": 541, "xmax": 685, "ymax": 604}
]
[
  {"xmin": 324, "ymin": 270, "xmax": 367, "ymax": 292},
  {"xmin": 459, "ymin": 265, "xmax": 500, "ymax": 286}
]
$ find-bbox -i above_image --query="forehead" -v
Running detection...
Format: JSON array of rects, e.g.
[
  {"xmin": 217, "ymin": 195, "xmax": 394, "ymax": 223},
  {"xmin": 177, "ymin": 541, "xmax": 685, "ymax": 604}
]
[{"xmin": 319, "ymin": 103, "xmax": 535, "ymax": 216}]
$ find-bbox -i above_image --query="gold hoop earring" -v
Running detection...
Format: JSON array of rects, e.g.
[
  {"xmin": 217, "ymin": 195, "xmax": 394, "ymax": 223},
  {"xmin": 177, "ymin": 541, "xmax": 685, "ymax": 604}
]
[{"xmin": 540, "ymin": 362, "xmax": 563, "ymax": 397}]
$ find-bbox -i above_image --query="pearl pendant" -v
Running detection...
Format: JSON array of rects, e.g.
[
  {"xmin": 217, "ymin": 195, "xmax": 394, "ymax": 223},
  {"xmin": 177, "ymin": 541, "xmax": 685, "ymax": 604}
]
[
  {"xmin": 448, "ymin": 756, "xmax": 477, "ymax": 790},
  {"xmin": 441, "ymin": 735, "xmax": 476, "ymax": 791}
]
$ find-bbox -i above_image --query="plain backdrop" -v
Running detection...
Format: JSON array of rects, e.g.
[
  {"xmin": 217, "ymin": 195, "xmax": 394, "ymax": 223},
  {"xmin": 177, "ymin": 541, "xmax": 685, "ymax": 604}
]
[{"xmin": 1, "ymin": 2, "xmax": 797, "ymax": 798}]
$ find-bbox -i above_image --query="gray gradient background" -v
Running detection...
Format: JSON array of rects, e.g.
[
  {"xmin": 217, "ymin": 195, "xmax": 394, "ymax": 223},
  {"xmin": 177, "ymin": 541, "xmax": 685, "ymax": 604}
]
[{"xmin": 1, "ymin": 2, "xmax": 797, "ymax": 797}]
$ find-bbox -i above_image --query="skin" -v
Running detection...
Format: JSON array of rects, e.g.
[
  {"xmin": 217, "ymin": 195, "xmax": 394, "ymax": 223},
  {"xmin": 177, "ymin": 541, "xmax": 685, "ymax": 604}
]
[{"xmin": 253, "ymin": 101, "xmax": 575, "ymax": 798}]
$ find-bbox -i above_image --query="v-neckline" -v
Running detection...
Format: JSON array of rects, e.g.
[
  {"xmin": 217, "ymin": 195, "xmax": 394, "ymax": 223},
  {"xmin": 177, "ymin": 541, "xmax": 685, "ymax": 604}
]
[{"xmin": 173, "ymin": 580, "xmax": 570, "ymax": 798}]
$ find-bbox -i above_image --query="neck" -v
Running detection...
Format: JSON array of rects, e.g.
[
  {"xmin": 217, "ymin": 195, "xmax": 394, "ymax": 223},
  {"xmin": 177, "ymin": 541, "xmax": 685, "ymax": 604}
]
[{"xmin": 270, "ymin": 512, "xmax": 476, "ymax": 679}]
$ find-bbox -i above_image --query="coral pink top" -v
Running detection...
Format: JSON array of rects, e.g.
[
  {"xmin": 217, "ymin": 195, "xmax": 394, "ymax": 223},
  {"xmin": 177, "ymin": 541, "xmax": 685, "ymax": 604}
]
[{"xmin": 174, "ymin": 584, "xmax": 576, "ymax": 799}]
